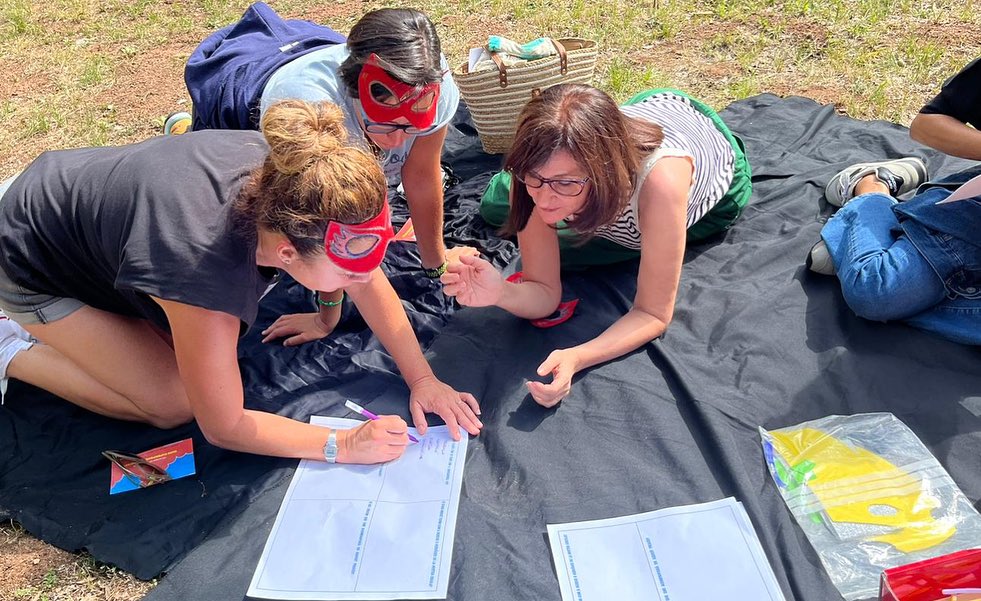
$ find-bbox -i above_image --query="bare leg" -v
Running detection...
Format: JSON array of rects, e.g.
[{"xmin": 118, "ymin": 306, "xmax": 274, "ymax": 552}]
[
  {"xmin": 6, "ymin": 344, "xmax": 154, "ymax": 422},
  {"xmin": 19, "ymin": 306, "xmax": 191, "ymax": 429},
  {"xmin": 854, "ymin": 173, "xmax": 890, "ymax": 197}
]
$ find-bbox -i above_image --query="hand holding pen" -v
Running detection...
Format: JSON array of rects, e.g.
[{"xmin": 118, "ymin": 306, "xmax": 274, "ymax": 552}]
[{"xmin": 346, "ymin": 400, "xmax": 420, "ymax": 443}]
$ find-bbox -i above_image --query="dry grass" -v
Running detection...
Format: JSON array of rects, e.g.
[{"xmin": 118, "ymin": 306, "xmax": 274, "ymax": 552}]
[
  {"xmin": 0, "ymin": 521, "xmax": 153, "ymax": 601},
  {"xmin": 1, "ymin": 0, "xmax": 977, "ymax": 179},
  {"xmin": 1, "ymin": 0, "xmax": 978, "ymax": 598}
]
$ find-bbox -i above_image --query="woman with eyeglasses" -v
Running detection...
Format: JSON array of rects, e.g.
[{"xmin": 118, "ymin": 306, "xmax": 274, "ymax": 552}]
[
  {"xmin": 442, "ymin": 85, "xmax": 753, "ymax": 407},
  {"xmin": 183, "ymin": 6, "xmax": 461, "ymax": 293},
  {"xmin": 0, "ymin": 100, "xmax": 481, "ymax": 465}
]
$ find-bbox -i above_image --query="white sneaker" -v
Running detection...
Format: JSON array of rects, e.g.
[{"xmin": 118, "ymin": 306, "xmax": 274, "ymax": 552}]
[
  {"xmin": 807, "ymin": 240, "xmax": 836, "ymax": 275},
  {"xmin": 825, "ymin": 157, "xmax": 927, "ymax": 207},
  {"xmin": 0, "ymin": 312, "xmax": 35, "ymax": 404}
]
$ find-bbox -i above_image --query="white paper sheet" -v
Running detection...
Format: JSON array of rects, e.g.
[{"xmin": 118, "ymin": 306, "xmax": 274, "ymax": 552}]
[
  {"xmin": 547, "ymin": 497, "xmax": 786, "ymax": 601},
  {"xmin": 936, "ymin": 172, "xmax": 981, "ymax": 204},
  {"xmin": 247, "ymin": 417, "xmax": 468, "ymax": 600},
  {"xmin": 467, "ymin": 47, "xmax": 484, "ymax": 72}
]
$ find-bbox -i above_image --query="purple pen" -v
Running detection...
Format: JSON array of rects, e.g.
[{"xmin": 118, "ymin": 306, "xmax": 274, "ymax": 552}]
[{"xmin": 344, "ymin": 400, "xmax": 420, "ymax": 443}]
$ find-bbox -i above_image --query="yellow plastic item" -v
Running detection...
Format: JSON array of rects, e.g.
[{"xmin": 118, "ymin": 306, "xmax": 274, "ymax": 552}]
[{"xmin": 768, "ymin": 427, "xmax": 955, "ymax": 553}]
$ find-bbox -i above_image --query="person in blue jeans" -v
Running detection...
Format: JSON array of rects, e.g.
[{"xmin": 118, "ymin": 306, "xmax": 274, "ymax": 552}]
[{"xmin": 808, "ymin": 158, "xmax": 981, "ymax": 345}]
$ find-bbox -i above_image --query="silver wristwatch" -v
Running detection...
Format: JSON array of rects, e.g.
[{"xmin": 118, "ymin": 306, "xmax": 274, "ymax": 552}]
[{"xmin": 323, "ymin": 429, "xmax": 338, "ymax": 463}]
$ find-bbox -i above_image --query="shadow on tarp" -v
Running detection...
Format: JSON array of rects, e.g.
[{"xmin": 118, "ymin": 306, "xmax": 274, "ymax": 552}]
[
  {"xmin": 0, "ymin": 107, "xmax": 513, "ymax": 580},
  {"xmin": 3, "ymin": 95, "xmax": 981, "ymax": 601}
]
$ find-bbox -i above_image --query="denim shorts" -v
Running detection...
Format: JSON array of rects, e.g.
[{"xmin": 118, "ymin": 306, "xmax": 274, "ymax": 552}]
[{"xmin": 0, "ymin": 174, "xmax": 85, "ymax": 326}]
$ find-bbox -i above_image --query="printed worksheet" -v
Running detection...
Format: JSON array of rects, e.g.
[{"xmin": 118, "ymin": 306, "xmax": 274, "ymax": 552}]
[
  {"xmin": 547, "ymin": 497, "xmax": 786, "ymax": 601},
  {"xmin": 248, "ymin": 417, "xmax": 467, "ymax": 600}
]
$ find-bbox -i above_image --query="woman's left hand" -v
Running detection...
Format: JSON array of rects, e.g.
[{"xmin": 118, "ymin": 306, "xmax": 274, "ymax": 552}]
[
  {"xmin": 440, "ymin": 254, "xmax": 505, "ymax": 307},
  {"xmin": 261, "ymin": 312, "xmax": 334, "ymax": 346},
  {"xmin": 526, "ymin": 348, "xmax": 582, "ymax": 408},
  {"xmin": 408, "ymin": 375, "xmax": 482, "ymax": 441}
]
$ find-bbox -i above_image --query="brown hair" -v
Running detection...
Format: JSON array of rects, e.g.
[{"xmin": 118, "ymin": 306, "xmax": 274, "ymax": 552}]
[
  {"xmin": 234, "ymin": 99, "xmax": 387, "ymax": 256},
  {"xmin": 339, "ymin": 8, "xmax": 444, "ymax": 98},
  {"xmin": 502, "ymin": 84, "xmax": 664, "ymax": 237}
]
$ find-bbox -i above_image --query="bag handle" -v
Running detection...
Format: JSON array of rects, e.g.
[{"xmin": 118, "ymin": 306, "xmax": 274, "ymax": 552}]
[{"xmin": 491, "ymin": 38, "xmax": 569, "ymax": 89}]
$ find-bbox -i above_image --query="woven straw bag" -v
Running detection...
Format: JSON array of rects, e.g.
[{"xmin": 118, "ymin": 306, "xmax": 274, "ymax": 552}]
[{"xmin": 453, "ymin": 38, "xmax": 598, "ymax": 154}]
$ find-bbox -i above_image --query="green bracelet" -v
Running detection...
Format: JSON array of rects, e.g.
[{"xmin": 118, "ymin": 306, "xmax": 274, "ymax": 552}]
[
  {"xmin": 316, "ymin": 292, "xmax": 344, "ymax": 308},
  {"xmin": 423, "ymin": 261, "xmax": 448, "ymax": 279}
]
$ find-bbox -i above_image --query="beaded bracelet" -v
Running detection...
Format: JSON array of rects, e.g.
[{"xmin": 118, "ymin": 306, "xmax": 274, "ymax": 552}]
[
  {"xmin": 316, "ymin": 292, "xmax": 344, "ymax": 308},
  {"xmin": 423, "ymin": 260, "xmax": 449, "ymax": 279}
]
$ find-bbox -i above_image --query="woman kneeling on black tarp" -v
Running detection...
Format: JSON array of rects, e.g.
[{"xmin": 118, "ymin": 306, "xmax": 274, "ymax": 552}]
[{"xmin": 0, "ymin": 99, "xmax": 481, "ymax": 464}]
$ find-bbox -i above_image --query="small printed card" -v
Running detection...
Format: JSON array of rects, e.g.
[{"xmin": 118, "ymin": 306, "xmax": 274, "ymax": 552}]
[
  {"xmin": 108, "ymin": 438, "xmax": 196, "ymax": 495},
  {"xmin": 394, "ymin": 218, "xmax": 417, "ymax": 242}
]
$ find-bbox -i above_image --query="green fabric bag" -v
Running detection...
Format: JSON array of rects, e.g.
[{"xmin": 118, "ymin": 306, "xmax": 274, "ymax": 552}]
[{"xmin": 625, "ymin": 88, "xmax": 753, "ymax": 242}]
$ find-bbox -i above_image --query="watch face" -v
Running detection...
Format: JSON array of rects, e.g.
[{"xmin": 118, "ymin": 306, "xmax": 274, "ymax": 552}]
[{"xmin": 323, "ymin": 431, "xmax": 339, "ymax": 463}]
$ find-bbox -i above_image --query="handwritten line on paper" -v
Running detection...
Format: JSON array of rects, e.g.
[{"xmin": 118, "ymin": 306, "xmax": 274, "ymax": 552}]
[{"xmin": 247, "ymin": 418, "xmax": 468, "ymax": 600}]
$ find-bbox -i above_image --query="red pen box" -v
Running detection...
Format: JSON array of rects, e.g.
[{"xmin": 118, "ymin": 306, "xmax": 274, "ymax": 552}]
[{"xmin": 880, "ymin": 549, "xmax": 981, "ymax": 601}]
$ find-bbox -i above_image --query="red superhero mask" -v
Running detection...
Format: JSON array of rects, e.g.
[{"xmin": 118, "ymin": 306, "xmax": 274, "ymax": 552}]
[
  {"xmin": 323, "ymin": 199, "xmax": 395, "ymax": 273},
  {"xmin": 506, "ymin": 272, "xmax": 580, "ymax": 328},
  {"xmin": 357, "ymin": 53, "xmax": 440, "ymax": 131}
]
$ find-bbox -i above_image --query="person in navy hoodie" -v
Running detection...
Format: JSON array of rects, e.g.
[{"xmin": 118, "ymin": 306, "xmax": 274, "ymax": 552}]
[{"xmin": 180, "ymin": 4, "xmax": 463, "ymax": 288}]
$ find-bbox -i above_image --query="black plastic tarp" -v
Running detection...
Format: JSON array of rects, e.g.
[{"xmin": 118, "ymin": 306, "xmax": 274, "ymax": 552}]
[{"xmin": 1, "ymin": 95, "xmax": 979, "ymax": 601}]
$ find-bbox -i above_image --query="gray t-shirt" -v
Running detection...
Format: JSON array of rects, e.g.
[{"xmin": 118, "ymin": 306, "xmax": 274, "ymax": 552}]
[
  {"xmin": 0, "ymin": 130, "xmax": 274, "ymax": 332},
  {"xmin": 259, "ymin": 43, "xmax": 459, "ymax": 183}
]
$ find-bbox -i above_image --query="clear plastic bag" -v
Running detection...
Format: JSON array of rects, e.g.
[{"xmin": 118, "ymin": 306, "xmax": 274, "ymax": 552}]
[{"xmin": 760, "ymin": 413, "xmax": 981, "ymax": 601}]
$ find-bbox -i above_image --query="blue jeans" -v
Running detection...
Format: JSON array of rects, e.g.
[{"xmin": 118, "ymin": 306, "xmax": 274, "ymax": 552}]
[{"xmin": 821, "ymin": 192, "xmax": 981, "ymax": 345}]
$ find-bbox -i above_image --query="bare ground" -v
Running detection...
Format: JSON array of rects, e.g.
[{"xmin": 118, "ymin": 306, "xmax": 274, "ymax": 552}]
[{"xmin": 1, "ymin": 1, "xmax": 978, "ymax": 599}]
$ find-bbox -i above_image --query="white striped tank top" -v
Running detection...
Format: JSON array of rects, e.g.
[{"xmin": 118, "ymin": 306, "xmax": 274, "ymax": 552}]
[{"xmin": 590, "ymin": 92, "xmax": 736, "ymax": 250}]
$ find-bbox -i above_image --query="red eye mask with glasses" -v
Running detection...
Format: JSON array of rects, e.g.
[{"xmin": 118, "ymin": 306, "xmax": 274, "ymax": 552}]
[
  {"xmin": 324, "ymin": 198, "xmax": 395, "ymax": 273},
  {"xmin": 357, "ymin": 53, "xmax": 440, "ymax": 130}
]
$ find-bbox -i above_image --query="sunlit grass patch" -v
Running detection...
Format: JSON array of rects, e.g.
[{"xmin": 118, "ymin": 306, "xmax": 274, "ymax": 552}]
[
  {"xmin": 79, "ymin": 55, "xmax": 112, "ymax": 87},
  {"xmin": 1, "ymin": 0, "xmax": 35, "ymax": 37},
  {"xmin": 605, "ymin": 57, "xmax": 673, "ymax": 102},
  {"xmin": 0, "ymin": 2, "xmax": 979, "ymax": 598},
  {"xmin": 23, "ymin": 109, "xmax": 66, "ymax": 138}
]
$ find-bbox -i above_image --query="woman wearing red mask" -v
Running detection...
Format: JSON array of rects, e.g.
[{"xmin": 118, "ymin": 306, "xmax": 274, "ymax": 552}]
[
  {"xmin": 0, "ymin": 100, "xmax": 481, "ymax": 464},
  {"xmin": 183, "ymin": 6, "xmax": 462, "ymax": 296}
]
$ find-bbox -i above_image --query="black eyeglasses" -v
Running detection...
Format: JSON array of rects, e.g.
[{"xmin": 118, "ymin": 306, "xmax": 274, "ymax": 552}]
[
  {"xmin": 103, "ymin": 450, "xmax": 172, "ymax": 488},
  {"xmin": 515, "ymin": 172, "xmax": 591, "ymax": 197},
  {"xmin": 359, "ymin": 106, "xmax": 437, "ymax": 136}
]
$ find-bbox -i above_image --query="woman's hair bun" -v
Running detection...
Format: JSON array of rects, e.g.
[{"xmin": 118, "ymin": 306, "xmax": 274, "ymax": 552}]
[{"xmin": 261, "ymin": 100, "xmax": 349, "ymax": 175}]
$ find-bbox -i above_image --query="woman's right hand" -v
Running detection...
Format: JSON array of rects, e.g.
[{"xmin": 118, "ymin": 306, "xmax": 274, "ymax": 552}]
[
  {"xmin": 440, "ymin": 254, "xmax": 504, "ymax": 307},
  {"xmin": 336, "ymin": 416, "xmax": 410, "ymax": 464}
]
